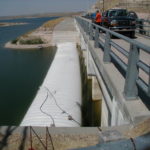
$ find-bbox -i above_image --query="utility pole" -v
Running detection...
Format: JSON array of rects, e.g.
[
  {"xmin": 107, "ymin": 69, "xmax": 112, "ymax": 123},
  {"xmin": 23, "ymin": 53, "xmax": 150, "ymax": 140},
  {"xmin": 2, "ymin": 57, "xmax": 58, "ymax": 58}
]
[{"xmin": 103, "ymin": 0, "xmax": 104, "ymax": 12}]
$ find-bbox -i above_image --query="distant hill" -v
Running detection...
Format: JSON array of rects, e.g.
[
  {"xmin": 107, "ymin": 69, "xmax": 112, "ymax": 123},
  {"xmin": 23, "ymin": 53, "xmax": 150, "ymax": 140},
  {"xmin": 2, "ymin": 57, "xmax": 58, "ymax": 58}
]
[
  {"xmin": 94, "ymin": 0, "xmax": 150, "ymax": 19},
  {"xmin": 94, "ymin": 0, "xmax": 150, "ymax": 13}
]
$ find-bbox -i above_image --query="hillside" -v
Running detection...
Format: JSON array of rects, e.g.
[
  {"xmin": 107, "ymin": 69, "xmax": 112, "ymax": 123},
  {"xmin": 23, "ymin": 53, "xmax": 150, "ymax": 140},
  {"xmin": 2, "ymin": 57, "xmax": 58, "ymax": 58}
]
[{"xmin": 94, "ymin": 0, "xmax": 150, "ymax": 19}]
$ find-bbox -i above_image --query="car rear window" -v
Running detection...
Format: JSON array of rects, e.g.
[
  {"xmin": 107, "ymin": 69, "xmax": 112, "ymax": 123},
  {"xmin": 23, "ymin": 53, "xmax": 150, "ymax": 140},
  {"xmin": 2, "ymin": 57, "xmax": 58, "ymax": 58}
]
[{"xmin": 109, "ymin": 10, "xmax": 128, "ymax": 17}]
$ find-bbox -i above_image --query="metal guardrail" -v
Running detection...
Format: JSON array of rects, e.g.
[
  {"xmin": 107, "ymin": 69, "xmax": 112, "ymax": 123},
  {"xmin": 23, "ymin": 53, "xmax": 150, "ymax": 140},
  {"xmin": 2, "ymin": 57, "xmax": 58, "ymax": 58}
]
[
  {"xmin": 76, "ymin": 16, "xmax": 150, "ymax": 100},
  {"xmin": 136, "ymin": 19, "xmax": 150, "ymax": 37}
]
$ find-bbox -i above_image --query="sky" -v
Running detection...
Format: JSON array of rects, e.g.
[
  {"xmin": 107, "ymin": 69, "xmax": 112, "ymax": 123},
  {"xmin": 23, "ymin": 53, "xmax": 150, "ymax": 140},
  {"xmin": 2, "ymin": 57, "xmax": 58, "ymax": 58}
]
[{"xmin": 0, "ymin": 0, "xmax": 97, "ymax": 17}]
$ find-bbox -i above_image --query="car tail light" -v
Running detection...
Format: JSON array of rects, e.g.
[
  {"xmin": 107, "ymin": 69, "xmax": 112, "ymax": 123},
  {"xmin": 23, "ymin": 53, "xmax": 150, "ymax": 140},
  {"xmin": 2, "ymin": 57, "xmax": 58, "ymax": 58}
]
[
  {"xmin": 110, "ymin": 20, "xmax": 118, "ymax": 26},
  {"xmin": 130, "ymin": 20, "xmax": 136, "ymax": 25}
]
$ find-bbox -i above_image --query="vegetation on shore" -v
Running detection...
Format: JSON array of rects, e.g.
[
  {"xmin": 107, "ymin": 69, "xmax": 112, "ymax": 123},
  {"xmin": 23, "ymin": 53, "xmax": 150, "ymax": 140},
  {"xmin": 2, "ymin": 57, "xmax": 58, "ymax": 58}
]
[
  {"xmin": 0, "ymin": 22, "xmax": 27, "ymax": 27},
  {"xmin": 19, "ymin": 38, "xmax": 44, "ymax": 45},
  {"xmin": 11, "ymin": 17, "xmax": 64, "ymax": 45},
  {"xmin": 42, "ymin": 17, "xmax": 64, "ymax": 30}
]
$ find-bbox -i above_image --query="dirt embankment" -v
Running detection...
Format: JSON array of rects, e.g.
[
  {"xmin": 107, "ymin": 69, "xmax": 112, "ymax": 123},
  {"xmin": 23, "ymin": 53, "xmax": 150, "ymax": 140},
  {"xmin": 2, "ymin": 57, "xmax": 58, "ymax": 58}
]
[{"xmin": 5, "ymin": 17, "xmax": 64, "ymax": 49}]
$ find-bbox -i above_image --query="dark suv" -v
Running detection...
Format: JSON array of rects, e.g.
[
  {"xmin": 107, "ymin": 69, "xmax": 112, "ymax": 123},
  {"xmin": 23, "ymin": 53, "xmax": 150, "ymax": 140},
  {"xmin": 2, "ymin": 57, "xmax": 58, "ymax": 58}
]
[{"xmin": 102, "ymin": 8, "xmax": 137, "ymax": 38}]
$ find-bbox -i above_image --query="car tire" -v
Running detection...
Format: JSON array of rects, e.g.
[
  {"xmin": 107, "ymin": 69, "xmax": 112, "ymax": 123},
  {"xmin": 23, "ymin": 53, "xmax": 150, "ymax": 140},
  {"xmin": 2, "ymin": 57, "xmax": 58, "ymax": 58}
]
[{"xmin": 130, "ymin": 31, "xmax": 135, "ymax": 38}]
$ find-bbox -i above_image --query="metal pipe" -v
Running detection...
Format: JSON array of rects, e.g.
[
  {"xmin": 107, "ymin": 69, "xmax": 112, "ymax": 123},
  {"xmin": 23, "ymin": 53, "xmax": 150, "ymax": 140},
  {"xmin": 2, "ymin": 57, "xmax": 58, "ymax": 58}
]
[{"xmin": 103, "ymin": 0, "xmax": 104, "ymax": 12}]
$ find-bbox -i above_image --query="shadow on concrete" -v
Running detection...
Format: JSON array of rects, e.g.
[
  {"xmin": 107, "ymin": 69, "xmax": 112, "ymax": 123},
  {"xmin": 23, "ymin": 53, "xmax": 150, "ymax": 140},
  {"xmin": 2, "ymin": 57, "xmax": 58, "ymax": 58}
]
[{"xmin": 0, "ymin": 127, "xmax": 17, "ymax": 150}]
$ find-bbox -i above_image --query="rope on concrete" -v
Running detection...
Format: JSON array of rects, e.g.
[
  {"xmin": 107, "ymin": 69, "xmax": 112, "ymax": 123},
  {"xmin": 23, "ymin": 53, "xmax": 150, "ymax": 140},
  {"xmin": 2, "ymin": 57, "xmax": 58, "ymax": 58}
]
[
  {"xmin": 40, "ymin": 89, "xmax": 55, "ymax": 127},
  {"xmin": 44, "ymin": 86, "xmax": 81, "ymax": 126}
]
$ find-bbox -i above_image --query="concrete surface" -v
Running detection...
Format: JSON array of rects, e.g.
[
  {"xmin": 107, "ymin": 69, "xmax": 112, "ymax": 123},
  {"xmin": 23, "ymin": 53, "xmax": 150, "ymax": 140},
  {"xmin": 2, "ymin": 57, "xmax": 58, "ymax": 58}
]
[
  {"xmin": 21, "ymin": 17, "xmax": 82, "ymax": 127},
  {"xmin": 52, "ymin": 17, "xmax": 80, "ymax": 44}
]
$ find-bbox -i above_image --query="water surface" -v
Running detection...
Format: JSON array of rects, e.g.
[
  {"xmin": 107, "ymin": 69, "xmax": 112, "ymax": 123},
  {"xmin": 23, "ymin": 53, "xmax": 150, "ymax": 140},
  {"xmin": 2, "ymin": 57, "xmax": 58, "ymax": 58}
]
[{"xmin": 0, "ymin": 17, "xmax": 57, "ymax": 125}]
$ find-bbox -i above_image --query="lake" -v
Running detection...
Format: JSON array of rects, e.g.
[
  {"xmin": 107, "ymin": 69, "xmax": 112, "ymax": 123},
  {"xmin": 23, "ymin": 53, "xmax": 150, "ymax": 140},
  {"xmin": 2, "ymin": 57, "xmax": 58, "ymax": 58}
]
[{"xmin": 0, "ymin": 17, "xmax": 57, "ymax": 125}]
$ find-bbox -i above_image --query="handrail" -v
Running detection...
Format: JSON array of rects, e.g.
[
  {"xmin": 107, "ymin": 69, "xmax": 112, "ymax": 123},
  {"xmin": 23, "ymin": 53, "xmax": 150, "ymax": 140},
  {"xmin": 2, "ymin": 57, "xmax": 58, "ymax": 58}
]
[
  {"xmin": 136, "ymin": 19, "xmax": 150, "ymax": 37},
  {"xmin": 80, "ymin": 17, "xmax": 150, "ymax": 53},
  {"xmin": 76, "ymin": 16, "xmax": 150, "ymax": 99}
]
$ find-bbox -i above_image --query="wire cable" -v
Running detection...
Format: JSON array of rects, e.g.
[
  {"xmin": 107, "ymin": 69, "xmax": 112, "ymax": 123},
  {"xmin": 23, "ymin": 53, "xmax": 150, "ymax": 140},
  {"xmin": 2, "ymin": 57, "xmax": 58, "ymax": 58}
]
[
  {"xmin": 44, "ymin": 86, "xmax": 81, "ymax": 126},
  {"xmin": 40, "ymin": 89, "xmax": 55, "ymax": 127}
]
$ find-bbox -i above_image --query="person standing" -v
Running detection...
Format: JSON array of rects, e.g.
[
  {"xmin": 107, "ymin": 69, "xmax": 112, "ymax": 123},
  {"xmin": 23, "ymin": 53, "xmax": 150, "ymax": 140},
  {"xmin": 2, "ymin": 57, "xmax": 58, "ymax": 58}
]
[{"xmin": 95, "ymin": 10, "xmax": 102, "ymax": 26}]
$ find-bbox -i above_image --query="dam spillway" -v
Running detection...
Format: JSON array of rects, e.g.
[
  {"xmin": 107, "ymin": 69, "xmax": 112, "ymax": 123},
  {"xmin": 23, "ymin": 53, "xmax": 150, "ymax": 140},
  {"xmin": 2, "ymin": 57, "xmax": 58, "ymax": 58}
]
[{"xmin": 21, "ymin": 18, "xmax": 82, "ymax": 127}]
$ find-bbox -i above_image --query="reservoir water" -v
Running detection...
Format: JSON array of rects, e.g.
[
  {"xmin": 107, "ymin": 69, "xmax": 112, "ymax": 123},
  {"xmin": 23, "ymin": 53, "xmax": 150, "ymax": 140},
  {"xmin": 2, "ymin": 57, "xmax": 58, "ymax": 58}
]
[{"xmin": 0, "ymin": 17, "xmax": 57, "ymax": 125}]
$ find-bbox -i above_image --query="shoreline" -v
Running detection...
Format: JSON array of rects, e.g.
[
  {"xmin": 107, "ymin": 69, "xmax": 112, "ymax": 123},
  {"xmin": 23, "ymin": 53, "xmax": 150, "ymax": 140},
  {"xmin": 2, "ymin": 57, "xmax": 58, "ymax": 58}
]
[
  {"xmin": 4, "ymin": 17, "xmax": 64, "ymax": 49},
  {"xmin": 5, "ymin": 41, "xmax": 53, "ymax": 50},
  {"xmin": 0, "ymin": 22, "xmax": 28, "ymax": 27}
]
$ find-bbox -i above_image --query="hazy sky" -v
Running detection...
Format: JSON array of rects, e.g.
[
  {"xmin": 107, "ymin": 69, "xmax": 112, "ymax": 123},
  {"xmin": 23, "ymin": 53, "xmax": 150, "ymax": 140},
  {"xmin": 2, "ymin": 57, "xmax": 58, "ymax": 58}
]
[{"xmin": 0, "ymin": 0, "xmax": 97, "ymax": 16}]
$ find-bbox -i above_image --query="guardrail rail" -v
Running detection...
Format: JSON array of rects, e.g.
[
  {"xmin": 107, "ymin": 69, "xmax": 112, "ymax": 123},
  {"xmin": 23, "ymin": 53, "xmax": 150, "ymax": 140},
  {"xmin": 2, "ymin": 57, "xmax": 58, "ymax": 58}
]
[
  {"xmin": 76, "ymin": 16, "xmax": 150, "ymax": 100},
  {"xmin": 136, "ymin": 19, "xmax": 150, "ymax": 37}
]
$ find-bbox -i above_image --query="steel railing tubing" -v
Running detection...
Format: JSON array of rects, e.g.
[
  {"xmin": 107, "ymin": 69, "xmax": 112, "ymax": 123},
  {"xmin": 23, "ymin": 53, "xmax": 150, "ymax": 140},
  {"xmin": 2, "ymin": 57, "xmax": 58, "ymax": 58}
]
[
  {"xmin": 136, "ymin": 78, "xmax": 149, "ymax": 94},
  {"xmin": 99, "ymin": 33, "xmax": 106, "ymax": 40},
  {"xmin": 137, "ymin": 61, "xmax": 150, "ymax": 75},
  {"xmin": 98, "ymin": 40, "xmax": 105, "ymax": 49},
  {"xmin": 76, "ymin": 17, "xmax": 150, "ymax": 98},
  {"xmin": 110, "ymin": 41, "xmax": 129, "ymax": 58},
  {"xmin": 78, "ymin": 17, "xmax": 150, "ymax": 54},
  {"xmin": 110, "ymin": 51, "xmax": 127, "ymax": 72}
]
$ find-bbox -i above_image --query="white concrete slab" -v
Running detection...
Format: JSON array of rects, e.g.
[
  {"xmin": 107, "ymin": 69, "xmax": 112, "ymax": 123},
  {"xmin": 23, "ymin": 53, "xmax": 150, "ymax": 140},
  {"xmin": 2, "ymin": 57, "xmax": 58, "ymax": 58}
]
[
  {"xmin": 21, "ymin": 18, "xmax": 82, "ymax": 127},
  {"xmin": 21, "ymin": 43, "xmax": 81, "ymax": 127}
]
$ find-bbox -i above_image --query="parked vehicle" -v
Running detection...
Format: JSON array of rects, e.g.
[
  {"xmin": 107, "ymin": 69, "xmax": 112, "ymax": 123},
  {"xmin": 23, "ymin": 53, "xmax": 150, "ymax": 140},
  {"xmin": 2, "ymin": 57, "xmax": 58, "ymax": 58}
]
[{"xmin": 102, "ymin": 8, "xmax": 138, "ymax": 38}]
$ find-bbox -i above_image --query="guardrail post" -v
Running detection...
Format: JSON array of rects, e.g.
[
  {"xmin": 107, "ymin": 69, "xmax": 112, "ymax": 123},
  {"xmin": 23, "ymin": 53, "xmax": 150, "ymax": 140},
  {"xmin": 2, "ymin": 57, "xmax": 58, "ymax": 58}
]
[
  {"xmin": 148, "ymin": 67, "xmax": 150, "ymax": 97},
  {"xmin": 85, "ymin": 22, "xmax": 89, "ymax": 34},
  {"xmin": 103, "ymin": 31, "xmax": 111, "ymax": 63},
  {"xmin": 124, "ymin": 44, "xmax": 139, "ymax": 100},
  {"xmin": 89, "ymin": 24, "xmax": 94, "ymax": 40},
  {"xmin": 94, "ymin": 27, "xmax": 99, "ymax": 48},
  {"xmin": 87, "ymin": 22, "xmax": 91, "ymax": 35},
  {"xmin": 139, "ymin": 19, "xmax": 144, "ymax": 34},
  {"xmin": 83, "ymin": 21, "xmax": 86, "ymax": 32},
  {"xmin": 82, "ymin": 21, "xmax": 85, "ymax": 32}
]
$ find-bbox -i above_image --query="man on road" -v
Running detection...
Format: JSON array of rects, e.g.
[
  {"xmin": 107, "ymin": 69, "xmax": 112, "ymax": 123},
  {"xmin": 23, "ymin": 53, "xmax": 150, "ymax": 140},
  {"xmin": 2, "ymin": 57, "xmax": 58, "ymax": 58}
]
[{"xmin": 95, "ymin": 10, "xmax": 102, "ymax": 26}]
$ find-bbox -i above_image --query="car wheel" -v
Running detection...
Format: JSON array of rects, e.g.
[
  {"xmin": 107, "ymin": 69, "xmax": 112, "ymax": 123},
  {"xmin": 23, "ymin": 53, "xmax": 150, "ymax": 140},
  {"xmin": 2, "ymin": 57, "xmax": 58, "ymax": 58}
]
[{"xmin": 130, "ymin": 31, "xmax": 135, "ymax": 38}]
